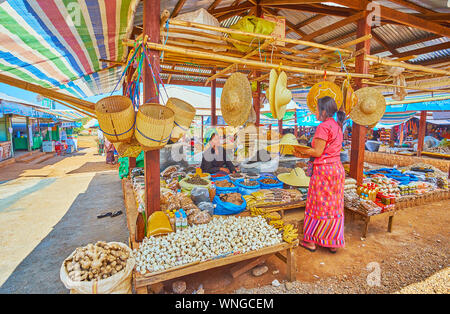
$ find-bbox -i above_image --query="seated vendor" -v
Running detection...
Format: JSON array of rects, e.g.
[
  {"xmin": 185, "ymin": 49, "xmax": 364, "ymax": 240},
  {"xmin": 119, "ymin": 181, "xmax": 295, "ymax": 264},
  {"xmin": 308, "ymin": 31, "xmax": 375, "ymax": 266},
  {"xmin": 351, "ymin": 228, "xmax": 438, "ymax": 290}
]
[{"xmin": 201, "ymin": 132, "xmax": 236, "ymax": 175}]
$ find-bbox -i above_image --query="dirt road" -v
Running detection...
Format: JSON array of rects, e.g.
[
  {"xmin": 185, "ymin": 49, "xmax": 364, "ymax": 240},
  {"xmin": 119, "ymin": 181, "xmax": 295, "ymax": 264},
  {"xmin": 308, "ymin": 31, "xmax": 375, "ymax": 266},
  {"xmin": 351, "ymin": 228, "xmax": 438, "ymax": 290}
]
[{"xmin": 0, "ymin": 136, "xmax": 128, "ymax": 293}]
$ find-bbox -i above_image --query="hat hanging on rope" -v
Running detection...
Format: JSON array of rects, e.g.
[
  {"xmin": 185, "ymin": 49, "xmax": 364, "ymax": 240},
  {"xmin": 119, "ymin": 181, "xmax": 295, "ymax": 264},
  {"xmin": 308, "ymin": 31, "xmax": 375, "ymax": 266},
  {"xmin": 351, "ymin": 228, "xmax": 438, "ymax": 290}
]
[
  {"xmin": 220, "ymin": 72, "xmax": 252, "ymax": 127},
  {"xmin": 307, "ymin": 80, "xmax": 343, "ymax": 114},
  {"xmin": 349, "ymin": 87, "xmax": 386, "ymax": 127},
  {"xmin": 342, "ymin": 76, "xmax": 358, "ymax": 116},
  {"xmin": 274, "ymin": 71, "xmax": 292, "ymax": 120},
  {"xmin": 268, "ymin": 69, "xmax": 278, "ymax": 119}
]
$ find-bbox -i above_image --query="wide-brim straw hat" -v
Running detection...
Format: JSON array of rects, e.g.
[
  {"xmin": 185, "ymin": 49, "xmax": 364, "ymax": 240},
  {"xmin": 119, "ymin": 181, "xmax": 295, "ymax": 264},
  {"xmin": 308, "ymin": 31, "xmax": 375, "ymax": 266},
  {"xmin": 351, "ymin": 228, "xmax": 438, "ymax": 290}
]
[
  {"xmin": 221, "ymin": 72, "xmax": 252, "ymax": 127},
  {"xmin": 135, "ymin": 104, "xmax": 175, "ymax": 150},
  {"xmin": 342, "ymin": 78, "xmax": 358, "ymax": 115},
  {"xmin": 95, "ymin": 95, "xmax": 135, "ymax": 143},
  {"xmin": 266, "ymin": 133, "xmax": 309, "ymax": 155},
  {"xmin": 277, "ymin": 167, "xmax": 310, "ymax": 187},
  {"xmin": 166, "ymin": 97, "xmax": 196, "ymax": 142},
  {"xmin": 268, "ymin": 69, "xmax": 278, "ymax": 118},
  {"xmin": 275, "ymin": 71, "xmax": 292, "ymax": 120},
  {"xmin": 307, "ymin": 81, "xmax": 343, "ymax": 114},
  {"xmin": 349, "ymin": 87, "xmax": 386, "ymax": 126}
]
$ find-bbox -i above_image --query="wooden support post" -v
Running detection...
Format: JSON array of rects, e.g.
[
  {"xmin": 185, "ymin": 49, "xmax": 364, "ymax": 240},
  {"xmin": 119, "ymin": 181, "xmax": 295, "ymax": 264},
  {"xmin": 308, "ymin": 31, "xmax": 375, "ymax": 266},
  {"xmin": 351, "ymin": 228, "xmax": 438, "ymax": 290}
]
[
  {"xmin": 201, "ymin": 115, "xmax": 204, "ymax": 150},
  {"xmin": 143, "ymin": 0, "xmax": 161, "ymax": 216},
  {"xmin": 294, "ymin": 110, "xmax": 298, "ymax": 137},
  {"xmin": 278, "ymin": 120, "xmax": 283, "ymax": 136},
  {"xmin": 417, "ymin": 111, "xmax": 427, "ymax": 157},
  {"xmin": 350, "ymin": 15, "xmax": 371, "ymax": 185},
  {"xmin": 211, "ymin": 69, "xmax": 217, "ymax": 126},
  {"xmin": 26, "ymin": 117, "xmax": 31, "ymax": 152},
  {"xmin": 254, "ymin": 80, "xmax": 261, "ymax": 126},
  {"xmin": 286, "ymin": 247, "xmax": 296, "ymax": 282}
]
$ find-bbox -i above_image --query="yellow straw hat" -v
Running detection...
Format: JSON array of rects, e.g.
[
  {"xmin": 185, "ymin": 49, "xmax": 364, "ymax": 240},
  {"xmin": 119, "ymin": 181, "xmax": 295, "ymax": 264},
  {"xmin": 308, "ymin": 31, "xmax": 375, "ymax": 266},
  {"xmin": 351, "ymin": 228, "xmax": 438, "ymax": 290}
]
[
  {"xmin": 221, "ymin": 72, "xmax": 252, "ymax": 127},
  {"xmin": 277, "ymin": 167, "xmax": 310, "ymax": 187},
  {"xmin": 342, "ymin": 78, "xmax": 358, "ymax": 116},
  {"xmin": 268, "ymin": 69, "xmax": 278, "ymax": 118},
  {"xmin": 266, "ymin": 133, "xmax": 309, "ymax": 155},
  {"xmin": 349, "ymin": 87, "xmax": 386, "ymax": 126},
  {"xmin": 274, "ymin": 71, "xmax": 292, "ymax": 120},
  {"xmin": 307, "ymin": 81, "xmax": 343, "ymax": 114}
]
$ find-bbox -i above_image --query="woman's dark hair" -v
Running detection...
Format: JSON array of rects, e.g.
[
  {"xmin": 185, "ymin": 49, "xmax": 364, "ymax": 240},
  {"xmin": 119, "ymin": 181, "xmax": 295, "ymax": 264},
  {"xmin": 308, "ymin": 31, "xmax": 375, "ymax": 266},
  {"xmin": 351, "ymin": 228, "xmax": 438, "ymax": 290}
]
[
  {"xmin": 317, "ymin": 96, "xmax": 346, "ymax": 128},
  {"xmin": 208, "ymin": 132, "xmax": 217, "ymax": 144}
]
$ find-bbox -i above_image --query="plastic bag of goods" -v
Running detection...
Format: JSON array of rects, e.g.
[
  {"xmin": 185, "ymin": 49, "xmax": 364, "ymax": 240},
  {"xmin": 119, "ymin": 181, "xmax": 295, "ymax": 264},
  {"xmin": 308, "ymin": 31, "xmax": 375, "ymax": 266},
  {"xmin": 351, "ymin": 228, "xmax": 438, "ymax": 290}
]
[
  {"xmin": 229, "ymin": 16, "xmax": 275, "ymax": 52},
  {"xmin": 60, "ymin": 241, "xmax": 135, "ymax": 294},
  {"xmin": 258, "ymin": 176, "xmax": 284, "ymax": 189},
  {"xmin": 197, "ymin": 201, "xmax": 215, "ymax": 215},
  {"xmin": 234, "ymin": 178, "xmax": 261, "ymax": 195},
  {"xmin": 214, "ymin": 178, "xmax": 238, "ymax": 194},
  {"xmin": 162, "ymin": 8, "xmax": 226, "ymax": 52},
  {"xmin": 191, "ymin": 187, "xmax": 210, "ymax": 205},
  {"xmin": 179, "ymin": 176, "xmax": 212, "ymax": 195},
  {"xmin": 213, "ymin": 194, "xmax": 247, "ymax": 215}
]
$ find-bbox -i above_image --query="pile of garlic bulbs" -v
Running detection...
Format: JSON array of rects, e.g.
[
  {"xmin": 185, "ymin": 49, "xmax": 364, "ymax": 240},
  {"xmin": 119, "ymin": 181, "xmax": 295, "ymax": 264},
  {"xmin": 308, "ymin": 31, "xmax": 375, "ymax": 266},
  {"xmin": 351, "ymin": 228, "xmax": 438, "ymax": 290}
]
[{"xmin": 134, "ymin": 216, "xmax": 282, "ymax": 275}]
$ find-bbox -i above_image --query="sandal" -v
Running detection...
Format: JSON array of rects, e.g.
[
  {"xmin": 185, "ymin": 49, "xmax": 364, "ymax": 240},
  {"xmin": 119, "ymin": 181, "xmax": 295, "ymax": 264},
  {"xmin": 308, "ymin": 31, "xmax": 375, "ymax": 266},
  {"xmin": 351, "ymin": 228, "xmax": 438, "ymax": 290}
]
[
  {"xmin": 328, "ymin": 248, "xmax": 337, "ymax": 254},
  {"xmin": 111, "ymin": 210, "xmax": 123, "ymax": 218},
  {"xmin": 97, "ymin": 212, "xmax": 112, "ymax": 219},
  {"xmin": 300, "ymin": 241, "xmax": 316, "ymax": 252}
]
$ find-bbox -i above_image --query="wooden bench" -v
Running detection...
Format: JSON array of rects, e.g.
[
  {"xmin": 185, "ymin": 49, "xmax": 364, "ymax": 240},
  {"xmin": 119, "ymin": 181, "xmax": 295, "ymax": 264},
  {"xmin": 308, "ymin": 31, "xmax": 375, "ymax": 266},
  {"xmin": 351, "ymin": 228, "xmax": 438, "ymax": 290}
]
[{"xmin": 345, "ymin": 206, "xmax": 395, "ymax": 238}]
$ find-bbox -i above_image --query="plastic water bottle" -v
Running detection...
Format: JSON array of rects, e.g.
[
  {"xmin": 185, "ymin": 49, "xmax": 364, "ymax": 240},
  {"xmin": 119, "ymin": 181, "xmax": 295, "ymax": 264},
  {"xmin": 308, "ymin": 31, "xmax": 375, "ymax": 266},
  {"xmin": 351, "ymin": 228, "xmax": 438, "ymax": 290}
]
[{"xmin": 175, "ymin": 211, "xmax": 181, "ymax": 232}]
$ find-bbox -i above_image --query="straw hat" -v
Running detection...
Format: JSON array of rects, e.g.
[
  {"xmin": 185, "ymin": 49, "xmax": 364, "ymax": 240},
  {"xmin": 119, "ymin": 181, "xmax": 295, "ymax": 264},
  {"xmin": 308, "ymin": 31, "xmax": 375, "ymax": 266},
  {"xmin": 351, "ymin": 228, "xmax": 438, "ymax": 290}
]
[
  {"xmin": 268, "ymin": 69, "xmax": 278, "ymax": 118},
  {"xmin": 266, "ymin": 133, "xmax": 309, "ymax": 155},
  {"xmin": 342, "ymin": 78, "xmax": 358, "ymax": 115},
  {"xmin": 349, "ymin": 87, "xmax": 386, "ymax": 126},
  {"xmin": 274, "ymin": 71, "xmax": 292, "ymax": 119},
  {"xmin": 221, "ymin": 72, "xmax": 252, "ymax": 127},
  {"xmin": 307, "ymin": 81, "xmax": 343, "ymax": 114},
  {"xmin": 277, "ymin": 168, "xmax": 310, "ymax": 187}
]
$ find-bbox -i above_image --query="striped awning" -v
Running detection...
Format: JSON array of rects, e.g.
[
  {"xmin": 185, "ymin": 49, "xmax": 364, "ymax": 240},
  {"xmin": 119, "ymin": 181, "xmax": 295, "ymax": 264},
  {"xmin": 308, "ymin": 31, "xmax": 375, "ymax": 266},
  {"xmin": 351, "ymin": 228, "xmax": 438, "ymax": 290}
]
[
  {"xmin": 0, "ymin": 0, "xmax": 137, "ymax": 98},
  {"xmin": 375, "ymin": 111, "xmax": 418, "ymax": 129}
]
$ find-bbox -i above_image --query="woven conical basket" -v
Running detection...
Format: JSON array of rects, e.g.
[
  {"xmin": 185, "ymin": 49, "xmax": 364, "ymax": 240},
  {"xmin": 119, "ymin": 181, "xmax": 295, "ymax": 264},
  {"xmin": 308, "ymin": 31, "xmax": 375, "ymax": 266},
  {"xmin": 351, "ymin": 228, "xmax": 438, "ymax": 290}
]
[
  {"xmin": 95, "ymin": 96, "xmax": 135, "ymax": 143},
  {"xmin": 166, "ymin": 97, "xmax": 196, "ymax": 142},
  {"xmin": 135, "ymin": 104, "xmax": 175, "ymax": 150}
]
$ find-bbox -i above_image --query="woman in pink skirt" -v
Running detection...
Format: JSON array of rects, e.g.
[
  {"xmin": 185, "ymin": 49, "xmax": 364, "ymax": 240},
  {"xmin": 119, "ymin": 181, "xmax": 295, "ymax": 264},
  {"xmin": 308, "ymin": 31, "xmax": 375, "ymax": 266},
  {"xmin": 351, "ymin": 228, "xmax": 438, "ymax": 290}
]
[{"xmin": 294, "ymin": 96, "xmax": 346, "ymax": 253}]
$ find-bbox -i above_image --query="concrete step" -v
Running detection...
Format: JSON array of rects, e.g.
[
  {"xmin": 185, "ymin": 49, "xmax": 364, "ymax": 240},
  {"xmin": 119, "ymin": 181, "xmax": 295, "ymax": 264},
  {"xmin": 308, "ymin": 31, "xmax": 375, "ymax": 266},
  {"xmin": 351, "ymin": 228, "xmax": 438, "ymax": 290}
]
[
  {"xmin": 0, "ymin": 157, "xmax": 16, "ymax": 169},
  {"xmin": 14, "ymin": 151, "xmax": 35, "ymax": 162},
  {"xmin": 17, "ymin": 151, "xmax": 46, "ymax": 163},
  {"xmin": 32, "ymin": 153, "xmax": 55, "ymax": 164}
]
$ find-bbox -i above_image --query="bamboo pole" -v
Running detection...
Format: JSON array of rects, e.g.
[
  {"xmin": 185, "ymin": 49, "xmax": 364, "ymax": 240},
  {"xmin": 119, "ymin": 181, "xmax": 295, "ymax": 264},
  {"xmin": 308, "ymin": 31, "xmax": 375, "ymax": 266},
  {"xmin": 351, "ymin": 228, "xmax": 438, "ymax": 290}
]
[
  {"xmin": 206, "ymin": 39, "xmax": 274, "ymax": 83},
  {"xmin": 387, "ymin": 95, "xmax": 450, "ymax": 105},
  {"xmin": 167, "ymin": 19, "xmax": 353, "ymax": 54},
  {"xmin": 123, "ymin": 40, "xmax": 374, "ymax": 79},
  {"xmin": 365, "ymin": 54, "xmax": 450, "ymax": 76},
  {"xmin": 0, "ymin": 73, "xmax": 96, "ymax": 112},
  {"xmin": 362, "ymin": 80, "xmax": 450, "ymax": 93},
  {"xmin": 45, "ymin": 96, "xmax": 96, "ymax": 117}
]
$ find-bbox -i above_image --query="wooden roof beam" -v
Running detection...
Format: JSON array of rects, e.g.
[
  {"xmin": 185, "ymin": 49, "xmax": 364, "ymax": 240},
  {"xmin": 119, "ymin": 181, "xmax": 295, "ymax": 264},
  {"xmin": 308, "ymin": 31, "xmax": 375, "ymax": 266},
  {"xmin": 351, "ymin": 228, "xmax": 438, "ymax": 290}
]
[
  {"xmin": 171, "ymin": 0, "xmax": 187, "ymax": 17},
  {"xmin": 371, "ymin": 32, "xmax": 397, "ymax": 55},
  {"xmin": 210, "ymin": 1, "xmax": 253, "ymax": 16},
  {"xmin": 301, "ymin": 11, "xmax": 365, "ymax": 42},
  {"xmin": 386, "ymin": 0, "xmax": 435, "ymax": 15},
  {"xmin": 333, "ymin": 0, "xmax": 450, "ymax": 37},
  {"xmin": 391, "ymin": 42, "xmax": 450, "ymax": 59},
  {"xmin": 208, "ymin": 0, "xmax": 223, "ymax": 12},
  {"xmin": 262, "ymin": 7, "xmax": 307, "ymax": 37}
]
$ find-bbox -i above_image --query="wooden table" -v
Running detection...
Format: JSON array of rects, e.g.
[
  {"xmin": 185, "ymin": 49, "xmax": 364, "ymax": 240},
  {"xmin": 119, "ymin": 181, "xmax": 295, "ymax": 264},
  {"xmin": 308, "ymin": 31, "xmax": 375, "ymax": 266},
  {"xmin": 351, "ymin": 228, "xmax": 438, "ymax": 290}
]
[
  {"xmin": 255, "ymin": 200, "xmax": 306, "ymax": 218},
  {"xmin": 345, "ymin": 206, "xmax": 395, "ymax": 238},
  {"xmin": 122, "ymin": 178, "xmax": 298, "ymax": 294},
  {"xmin": 133, "ymin": 241, "xmax": 298, "ymax": 294},
  {"xmin": 420, "ymin": 151, "xmax": 450, "ymax": 160}
]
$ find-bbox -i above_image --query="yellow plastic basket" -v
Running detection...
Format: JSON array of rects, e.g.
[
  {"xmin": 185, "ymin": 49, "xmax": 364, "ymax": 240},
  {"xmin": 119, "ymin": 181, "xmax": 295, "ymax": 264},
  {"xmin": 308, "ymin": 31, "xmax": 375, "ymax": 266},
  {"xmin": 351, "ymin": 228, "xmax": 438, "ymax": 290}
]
[
  {"xmin": 135, "ymin": 104, "xmax": 175, "ymax": 150},
  {"xmin": 95, "ymin": 95, "xmax": 135, "ymax": 143}
]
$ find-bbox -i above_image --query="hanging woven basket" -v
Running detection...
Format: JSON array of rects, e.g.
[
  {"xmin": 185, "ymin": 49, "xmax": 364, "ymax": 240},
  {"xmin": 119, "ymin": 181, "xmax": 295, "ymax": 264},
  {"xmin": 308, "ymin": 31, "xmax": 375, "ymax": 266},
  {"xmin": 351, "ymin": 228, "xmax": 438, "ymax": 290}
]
[
  {"xmin": 166, "ymin": 97, "xmax": 196, "ymax": 143},
  {"xmin": 135, "ymin": 104, "xmax": 175, "ymax": 150},
  {"xmin": 95, "ymin": 96, "xmax": 135, "ymax": 143}
]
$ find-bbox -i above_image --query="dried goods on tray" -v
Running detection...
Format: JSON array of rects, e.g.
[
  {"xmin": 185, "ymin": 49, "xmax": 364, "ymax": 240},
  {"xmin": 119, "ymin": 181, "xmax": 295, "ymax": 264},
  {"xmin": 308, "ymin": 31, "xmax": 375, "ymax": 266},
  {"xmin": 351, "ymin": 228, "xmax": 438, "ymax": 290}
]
[
  {"xmin": 215, "ymin": 180, "xmax": 235, "ymax": 188},
  {"xmin": 133, "ymin": 216, "xmax": 282, "ymax": 274},
  {"xmin": 186, "ymin": 175, "xmax": 209, "ymax": 185}
]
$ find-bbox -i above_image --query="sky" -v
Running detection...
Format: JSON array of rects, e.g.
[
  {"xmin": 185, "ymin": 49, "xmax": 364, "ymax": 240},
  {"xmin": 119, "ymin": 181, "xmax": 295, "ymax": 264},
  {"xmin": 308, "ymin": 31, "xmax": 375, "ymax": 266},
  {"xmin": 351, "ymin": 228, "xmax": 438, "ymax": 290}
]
[{"xmin": 0, "ymin": 83, "xmax": 222, "ymax": 110}]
